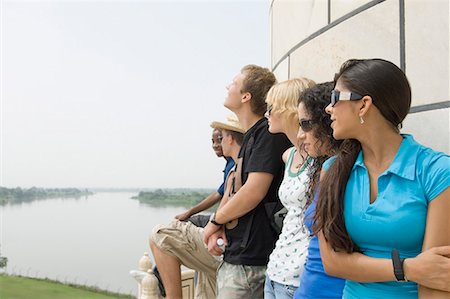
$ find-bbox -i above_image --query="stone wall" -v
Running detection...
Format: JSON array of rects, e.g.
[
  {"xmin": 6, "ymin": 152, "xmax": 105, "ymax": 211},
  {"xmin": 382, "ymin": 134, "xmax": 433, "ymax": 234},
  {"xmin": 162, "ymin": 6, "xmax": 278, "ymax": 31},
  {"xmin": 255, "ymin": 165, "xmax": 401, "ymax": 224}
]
[{"xmin": 270, "ymin": 0, "xmax": 449, "ymax": 152}]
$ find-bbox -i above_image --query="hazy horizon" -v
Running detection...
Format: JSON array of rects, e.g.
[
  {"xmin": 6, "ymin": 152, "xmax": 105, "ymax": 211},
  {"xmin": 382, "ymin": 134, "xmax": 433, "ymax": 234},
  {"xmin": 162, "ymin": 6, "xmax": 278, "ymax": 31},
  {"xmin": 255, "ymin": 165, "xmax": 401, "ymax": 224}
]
[{"xmin": 1, "ymin": 0, "xmax": 270, "ymax": 189}]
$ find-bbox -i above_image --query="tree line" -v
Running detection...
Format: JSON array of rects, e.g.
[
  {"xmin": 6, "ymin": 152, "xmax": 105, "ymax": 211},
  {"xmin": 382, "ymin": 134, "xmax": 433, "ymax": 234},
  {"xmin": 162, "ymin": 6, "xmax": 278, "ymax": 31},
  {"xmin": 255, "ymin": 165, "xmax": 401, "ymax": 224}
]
[
  {"xmin": 0, "ymin": 187, "xmax": 92, "ymax": 205},
  {"xmin": 132, "ymin": 188, "xmax": 213, "ymax": 206}
]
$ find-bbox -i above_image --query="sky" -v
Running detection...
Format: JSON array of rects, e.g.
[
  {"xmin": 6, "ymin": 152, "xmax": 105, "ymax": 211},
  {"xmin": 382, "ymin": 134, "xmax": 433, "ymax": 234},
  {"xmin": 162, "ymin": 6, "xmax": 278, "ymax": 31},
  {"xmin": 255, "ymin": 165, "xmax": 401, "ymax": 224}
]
[{"xmin": 0, "ymin": 0, "xmax": 270, "ymax": 189}]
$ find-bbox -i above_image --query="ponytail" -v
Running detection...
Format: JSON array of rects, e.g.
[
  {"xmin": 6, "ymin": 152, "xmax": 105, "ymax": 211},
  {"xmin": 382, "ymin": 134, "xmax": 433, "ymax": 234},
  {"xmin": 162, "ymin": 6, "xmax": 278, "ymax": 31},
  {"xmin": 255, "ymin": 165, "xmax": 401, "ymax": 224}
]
[{"xmin": 312, "ymin": 139, "xmax": 360, "ymax": 252}]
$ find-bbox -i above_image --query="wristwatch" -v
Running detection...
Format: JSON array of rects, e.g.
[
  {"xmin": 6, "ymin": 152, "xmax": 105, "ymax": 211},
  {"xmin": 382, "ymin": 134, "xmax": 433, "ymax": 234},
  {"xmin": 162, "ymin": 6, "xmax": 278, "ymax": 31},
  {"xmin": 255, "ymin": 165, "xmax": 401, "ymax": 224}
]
[
  {"xmin": 391, "ymin": 248, "xmax": 408, "ymax": 282},
  {"xmin": 210, "ymin": 212, "xmax": 223, "ymax": 226}
]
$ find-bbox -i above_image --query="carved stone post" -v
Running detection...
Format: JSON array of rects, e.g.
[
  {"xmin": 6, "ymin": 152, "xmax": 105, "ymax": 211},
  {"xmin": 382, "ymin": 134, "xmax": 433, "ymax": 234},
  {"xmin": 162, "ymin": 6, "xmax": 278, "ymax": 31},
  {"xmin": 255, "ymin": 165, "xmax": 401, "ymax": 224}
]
[
  {"xmin": 132, "ymin": 252, "xmax": 161, "ymax": 299},
  {"xmin": 140, "ymin": 269, "xmax": 162, "ymax": 299},
  {"xmin": 139, "ymin": 252, "xmax": 152, "ymax": 272}
]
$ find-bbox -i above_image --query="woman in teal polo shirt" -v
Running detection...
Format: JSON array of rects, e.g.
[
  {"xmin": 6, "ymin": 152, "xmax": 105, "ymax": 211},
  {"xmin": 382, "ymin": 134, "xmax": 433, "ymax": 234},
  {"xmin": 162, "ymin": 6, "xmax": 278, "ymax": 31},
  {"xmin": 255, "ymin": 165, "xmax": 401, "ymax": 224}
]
[{"xmin": 314, "ymin": 59, "xmax": 450, "ymax": 298}]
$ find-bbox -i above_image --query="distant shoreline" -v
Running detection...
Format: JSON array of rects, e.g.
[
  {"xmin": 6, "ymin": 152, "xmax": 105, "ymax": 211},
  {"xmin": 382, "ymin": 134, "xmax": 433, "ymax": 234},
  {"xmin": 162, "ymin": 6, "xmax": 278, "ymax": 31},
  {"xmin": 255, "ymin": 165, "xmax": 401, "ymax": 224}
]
[
  {"xmin": 0, "ymin": 187, "xmax": 93, "ymax": 205},
  {"xmin": 132, "ymin": 188, "xmax": 214, "ymax": 207},
  {"xmin": 0, "ymin": 187, "xmax": 215, "ymax": 206}
]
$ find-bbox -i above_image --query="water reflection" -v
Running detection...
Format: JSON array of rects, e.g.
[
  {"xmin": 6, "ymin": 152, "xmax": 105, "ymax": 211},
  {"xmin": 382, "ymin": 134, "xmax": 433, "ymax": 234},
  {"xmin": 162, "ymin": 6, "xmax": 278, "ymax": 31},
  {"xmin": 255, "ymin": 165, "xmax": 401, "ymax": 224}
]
[
  {"xmin": 0, "ymin": 187, "xmax": 93, "ymax": 206},
  {"xmin": 0, "ymin": 192, "xmax": 190, "ymax": 296}
]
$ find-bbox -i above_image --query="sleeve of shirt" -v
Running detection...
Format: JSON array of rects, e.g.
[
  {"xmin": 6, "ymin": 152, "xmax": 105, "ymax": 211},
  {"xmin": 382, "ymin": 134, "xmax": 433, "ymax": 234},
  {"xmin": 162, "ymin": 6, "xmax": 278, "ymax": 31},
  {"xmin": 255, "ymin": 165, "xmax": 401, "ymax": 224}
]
[
  {"xmin": 246, "ymin": 130, "xmax": 291, "ymax": 175},
  {"xmin": 217, "ymin": 182, "xmax": 225, "ymax": 197},
  {"xmin": 217, "ymin": 159, "xmax": 235, "ymax": 196},
  {"xmin": 322, "ymin": 156, "xmax": 337, "ymax": 172},
  {"xmin": 422, "ymin": 151, "xmax": 450, "ymax": 203}
]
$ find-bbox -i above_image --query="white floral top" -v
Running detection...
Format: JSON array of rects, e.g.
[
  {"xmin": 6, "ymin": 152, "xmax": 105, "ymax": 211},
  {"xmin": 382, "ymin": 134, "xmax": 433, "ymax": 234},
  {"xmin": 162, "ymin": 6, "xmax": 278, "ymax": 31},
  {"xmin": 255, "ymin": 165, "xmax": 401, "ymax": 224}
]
[{"xmin": 266, "ymin": 147, "xmax": 312, "ymax": 287}]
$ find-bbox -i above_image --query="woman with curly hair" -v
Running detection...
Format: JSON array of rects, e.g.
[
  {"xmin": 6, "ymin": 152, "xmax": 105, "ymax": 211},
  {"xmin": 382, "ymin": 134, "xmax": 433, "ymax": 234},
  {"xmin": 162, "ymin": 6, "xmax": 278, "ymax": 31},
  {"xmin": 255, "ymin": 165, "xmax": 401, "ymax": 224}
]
[{"xmin": 293, "ymin": 82, "xmax": 346, "ymax": 299}]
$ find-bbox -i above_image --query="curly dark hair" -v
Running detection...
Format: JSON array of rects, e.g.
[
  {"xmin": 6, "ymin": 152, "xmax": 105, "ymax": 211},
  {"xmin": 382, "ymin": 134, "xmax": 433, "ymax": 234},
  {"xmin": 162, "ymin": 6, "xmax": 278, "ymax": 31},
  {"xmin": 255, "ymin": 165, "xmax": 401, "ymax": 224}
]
[{"xmin": 298, "ymin": 82, "xmax": 342, "ymax": 208}]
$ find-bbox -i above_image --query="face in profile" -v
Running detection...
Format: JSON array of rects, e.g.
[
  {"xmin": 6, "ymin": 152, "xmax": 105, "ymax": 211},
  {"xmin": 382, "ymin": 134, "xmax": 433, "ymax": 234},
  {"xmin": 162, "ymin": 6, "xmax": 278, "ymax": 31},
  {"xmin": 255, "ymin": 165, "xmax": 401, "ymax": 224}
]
[
  {"xmin": 211, "ymin": 129, "xmax": 223, "ymax": 157},
  {"xmin": 265, "ymin": 106, "xmax": 283, "ymax": 134},
  {"xmin": 297, "ymin": 102, "xmax": 322, "ymax": 157},
  {"xmin": 325, "ymin": 79, "xmax": 362, "ymax": 140},
  {"xmin": 220, "ymin": 130, "xmax": 232, "ymax": 157},
  {"xmin": 225, "ymin": 73, "xmax": 245, "ymax": 111}
]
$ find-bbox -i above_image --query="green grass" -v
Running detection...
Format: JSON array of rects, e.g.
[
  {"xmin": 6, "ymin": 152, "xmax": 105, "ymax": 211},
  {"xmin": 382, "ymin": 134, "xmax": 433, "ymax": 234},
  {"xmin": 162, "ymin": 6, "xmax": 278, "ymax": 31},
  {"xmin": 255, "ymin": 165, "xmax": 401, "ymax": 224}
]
[{"xmin": 0, "ymin": 275, "xmax": 134, "ymax": 299}]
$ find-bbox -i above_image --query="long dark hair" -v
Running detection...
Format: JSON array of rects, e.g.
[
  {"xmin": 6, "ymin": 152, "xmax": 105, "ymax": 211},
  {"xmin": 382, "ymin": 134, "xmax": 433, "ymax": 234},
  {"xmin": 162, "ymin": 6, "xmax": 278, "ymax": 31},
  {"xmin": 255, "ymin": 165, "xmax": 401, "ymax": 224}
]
[
  {"xmin": 298, "ymin": 82, "xmax": 342, "ymax": 208},
  {"xmin": 313, "ymin": 59, "xmax": 412, "ymax": 252}
]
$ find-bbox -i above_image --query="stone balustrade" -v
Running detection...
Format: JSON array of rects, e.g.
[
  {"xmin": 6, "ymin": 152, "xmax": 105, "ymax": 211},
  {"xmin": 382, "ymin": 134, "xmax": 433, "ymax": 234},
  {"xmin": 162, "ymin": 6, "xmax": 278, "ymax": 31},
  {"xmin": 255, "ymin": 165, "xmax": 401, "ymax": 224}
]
[{"xmin": 130, "ymin": 252, "xmax": 195, "ymax": 299}]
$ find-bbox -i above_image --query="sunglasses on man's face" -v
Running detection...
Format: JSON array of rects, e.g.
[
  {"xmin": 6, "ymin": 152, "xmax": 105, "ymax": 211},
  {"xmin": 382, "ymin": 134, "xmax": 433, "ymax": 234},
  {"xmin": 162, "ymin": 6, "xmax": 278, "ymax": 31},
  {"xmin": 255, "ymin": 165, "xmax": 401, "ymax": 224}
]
[
  {"xmin": 330, "ymin": 90, "xmax": 364, "ymax": 107},
  {"xmin": 299, "ymin": 119, "xmax": 315, "ymax": 132}
]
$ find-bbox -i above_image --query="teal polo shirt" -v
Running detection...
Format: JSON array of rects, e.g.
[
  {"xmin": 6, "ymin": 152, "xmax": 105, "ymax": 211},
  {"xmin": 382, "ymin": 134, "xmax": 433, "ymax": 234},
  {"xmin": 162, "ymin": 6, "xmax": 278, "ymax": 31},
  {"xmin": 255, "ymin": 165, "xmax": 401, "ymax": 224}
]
[{"xmin": 323, "ymin": 134, "xmax": 450, "ymax": 299}]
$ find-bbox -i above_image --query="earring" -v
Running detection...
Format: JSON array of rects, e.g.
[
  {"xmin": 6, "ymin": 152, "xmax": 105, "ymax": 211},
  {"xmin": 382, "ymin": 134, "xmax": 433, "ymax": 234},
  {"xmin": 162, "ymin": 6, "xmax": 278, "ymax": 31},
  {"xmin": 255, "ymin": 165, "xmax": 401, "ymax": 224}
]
[{"xmin": 360, "ymin": 116, "xmax": 365, "ymax": 124}]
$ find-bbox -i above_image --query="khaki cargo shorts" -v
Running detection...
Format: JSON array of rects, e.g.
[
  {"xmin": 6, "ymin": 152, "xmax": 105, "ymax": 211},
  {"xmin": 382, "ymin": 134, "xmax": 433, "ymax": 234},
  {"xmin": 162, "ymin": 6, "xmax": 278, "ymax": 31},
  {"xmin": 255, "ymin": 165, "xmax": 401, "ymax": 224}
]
[{"xmin": 150, "ymin": 219, "xmax": 220, "ymax": 299}]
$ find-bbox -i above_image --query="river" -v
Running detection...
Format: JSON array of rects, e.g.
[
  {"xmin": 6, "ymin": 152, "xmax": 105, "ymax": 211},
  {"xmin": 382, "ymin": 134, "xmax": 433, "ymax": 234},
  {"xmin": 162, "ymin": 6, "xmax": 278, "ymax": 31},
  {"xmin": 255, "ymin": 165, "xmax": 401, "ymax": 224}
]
[{"xmin": 0, "ymin": 192, "xmax": 201, "ymax": 296}]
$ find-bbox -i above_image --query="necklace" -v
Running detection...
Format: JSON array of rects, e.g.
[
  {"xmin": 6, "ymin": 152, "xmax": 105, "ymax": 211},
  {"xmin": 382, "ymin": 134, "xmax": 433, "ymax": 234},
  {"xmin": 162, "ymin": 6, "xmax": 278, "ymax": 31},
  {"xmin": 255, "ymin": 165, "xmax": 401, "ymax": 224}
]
[
  {"xmin": 295, "ymin": 160, "xmax": 305, "ymax": 169},
  {"xmin": 295, "ymin": 156, "xmax": 311, "ymax": 170},
  {"xmin": 294, "ymin": 152, "xmax": 306, "ymax": 168},
  {"xmin": 290, "ymin": 148, "xmax": 311, "ymax": 174}
]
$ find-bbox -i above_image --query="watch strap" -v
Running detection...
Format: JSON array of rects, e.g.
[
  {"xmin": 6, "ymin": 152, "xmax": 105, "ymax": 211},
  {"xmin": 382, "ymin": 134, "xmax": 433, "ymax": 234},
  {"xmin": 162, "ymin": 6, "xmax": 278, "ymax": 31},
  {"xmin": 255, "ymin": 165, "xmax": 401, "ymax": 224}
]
[
  {"xmin": 210, "ymin": 213, "xmax": 223, "ymax": 226},
  {"xmin": 392, "ymin": 248, "xmax": 407, "ymax": 282}
]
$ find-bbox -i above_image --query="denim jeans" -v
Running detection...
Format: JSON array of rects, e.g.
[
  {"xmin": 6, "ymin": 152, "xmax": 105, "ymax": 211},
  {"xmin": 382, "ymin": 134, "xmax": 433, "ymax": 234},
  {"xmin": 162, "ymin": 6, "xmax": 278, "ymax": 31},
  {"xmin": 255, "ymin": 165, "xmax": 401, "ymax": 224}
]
[{"xmin": 264, "ymin": 275, "xmax": 297, "ymax": 299}]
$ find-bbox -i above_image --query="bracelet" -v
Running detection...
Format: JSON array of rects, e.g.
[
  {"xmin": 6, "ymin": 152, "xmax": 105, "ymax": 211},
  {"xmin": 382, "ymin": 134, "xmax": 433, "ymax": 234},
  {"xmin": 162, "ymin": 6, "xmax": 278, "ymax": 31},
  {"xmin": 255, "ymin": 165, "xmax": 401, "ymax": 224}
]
[
  {"xmin": 210, "ymin": 213, "xmax": 223, "ymax": 226},
  {"xmin": 391, "ymin": 248, "xmax": 408, "ymax": 282}
]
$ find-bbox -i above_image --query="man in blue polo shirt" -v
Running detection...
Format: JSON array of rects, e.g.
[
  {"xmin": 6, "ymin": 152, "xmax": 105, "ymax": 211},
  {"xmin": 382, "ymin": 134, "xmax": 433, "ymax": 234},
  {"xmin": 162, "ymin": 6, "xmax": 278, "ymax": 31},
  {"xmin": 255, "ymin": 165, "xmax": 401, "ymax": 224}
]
[{"xmin": 174, "ymin": 127, "xmax": 234, "ymax": 226}]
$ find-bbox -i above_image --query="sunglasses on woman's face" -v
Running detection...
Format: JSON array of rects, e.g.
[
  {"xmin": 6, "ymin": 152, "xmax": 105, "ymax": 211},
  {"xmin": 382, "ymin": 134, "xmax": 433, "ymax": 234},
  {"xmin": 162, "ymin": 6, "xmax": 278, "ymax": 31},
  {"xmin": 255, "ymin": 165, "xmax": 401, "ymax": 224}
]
[
  {"xmin": 299, "ymin": 119, "xmax": 315, "ymax": 132},
  {"xmin": 330, "ymin": 90, "xmax": 363, "ymax": 107}
]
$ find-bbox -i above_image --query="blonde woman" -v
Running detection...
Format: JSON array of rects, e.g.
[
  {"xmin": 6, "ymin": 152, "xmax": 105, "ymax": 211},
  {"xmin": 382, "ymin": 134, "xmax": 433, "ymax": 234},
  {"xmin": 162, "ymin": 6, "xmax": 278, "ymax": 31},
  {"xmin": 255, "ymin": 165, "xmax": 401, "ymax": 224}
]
[{"xmin": 264, "ymin": 78, "xmax": 316, "ymax": 299}]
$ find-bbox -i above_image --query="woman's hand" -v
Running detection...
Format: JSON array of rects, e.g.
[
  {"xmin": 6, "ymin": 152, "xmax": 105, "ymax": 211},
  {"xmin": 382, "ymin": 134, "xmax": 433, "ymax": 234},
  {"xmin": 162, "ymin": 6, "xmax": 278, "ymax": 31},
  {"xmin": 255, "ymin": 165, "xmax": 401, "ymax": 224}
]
[{"xmin": 406, "ymin": 246, "xmax": 450, "ymax": 292}]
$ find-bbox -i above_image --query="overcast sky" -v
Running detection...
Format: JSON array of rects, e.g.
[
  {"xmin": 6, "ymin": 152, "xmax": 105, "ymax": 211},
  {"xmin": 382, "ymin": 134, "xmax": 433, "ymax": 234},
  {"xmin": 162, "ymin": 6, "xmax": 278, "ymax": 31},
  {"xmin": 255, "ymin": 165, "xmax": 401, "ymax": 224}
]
[{"xmin": 1, "ymin": 0, "xmax": 269, "ymax": 189}]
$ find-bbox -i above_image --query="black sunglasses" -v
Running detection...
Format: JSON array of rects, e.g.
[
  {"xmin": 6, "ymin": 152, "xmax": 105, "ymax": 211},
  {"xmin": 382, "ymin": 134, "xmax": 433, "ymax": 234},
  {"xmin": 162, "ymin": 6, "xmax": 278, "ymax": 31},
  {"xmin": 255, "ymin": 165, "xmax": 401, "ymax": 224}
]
[
  {"xmin": 330, "ymin": 90, "xmax": 364, "ymax": 107},
  {"xmin": 299, "ymin": 119, "xmax": 316, "ymax": 132}
]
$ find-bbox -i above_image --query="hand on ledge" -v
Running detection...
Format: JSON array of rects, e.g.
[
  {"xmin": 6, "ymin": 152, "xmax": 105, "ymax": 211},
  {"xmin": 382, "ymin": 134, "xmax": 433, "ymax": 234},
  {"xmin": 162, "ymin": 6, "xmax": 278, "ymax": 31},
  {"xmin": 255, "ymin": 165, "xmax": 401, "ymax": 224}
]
[{"xmin": 175, "ymin": 211, "xmax": 191, "ymax": 221}]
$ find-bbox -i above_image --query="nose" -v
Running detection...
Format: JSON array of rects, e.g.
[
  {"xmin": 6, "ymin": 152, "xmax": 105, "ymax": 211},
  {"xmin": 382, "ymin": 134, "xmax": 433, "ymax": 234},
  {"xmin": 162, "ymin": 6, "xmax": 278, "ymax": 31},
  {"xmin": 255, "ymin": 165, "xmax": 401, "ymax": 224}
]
[
  {"xmin": 297, "ymin": 128, "xmax": 305, "ymax": 141},
  {"xmin": 264, "ymin": 111, "xmax": 270, "ymax": 119},
  {"xmin": 325, "ymin": 103, "xmax": 332, "ymax": 114}
]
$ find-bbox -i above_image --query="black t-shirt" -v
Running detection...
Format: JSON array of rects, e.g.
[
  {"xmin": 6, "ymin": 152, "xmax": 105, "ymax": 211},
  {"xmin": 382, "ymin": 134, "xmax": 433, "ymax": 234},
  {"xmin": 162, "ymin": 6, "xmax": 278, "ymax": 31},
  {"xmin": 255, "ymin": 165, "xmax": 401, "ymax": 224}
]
[{"xmin": 223, "ymin": 118, "xmax": 291, "ymax": 266}]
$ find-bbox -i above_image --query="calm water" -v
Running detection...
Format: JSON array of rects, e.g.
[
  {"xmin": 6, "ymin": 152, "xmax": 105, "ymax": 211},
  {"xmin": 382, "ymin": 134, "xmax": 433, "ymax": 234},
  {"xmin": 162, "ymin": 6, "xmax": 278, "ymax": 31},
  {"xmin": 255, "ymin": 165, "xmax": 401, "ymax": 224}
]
[{"xmin": 0, "ymin": 192, "xmax": 194, "ymax": 296}]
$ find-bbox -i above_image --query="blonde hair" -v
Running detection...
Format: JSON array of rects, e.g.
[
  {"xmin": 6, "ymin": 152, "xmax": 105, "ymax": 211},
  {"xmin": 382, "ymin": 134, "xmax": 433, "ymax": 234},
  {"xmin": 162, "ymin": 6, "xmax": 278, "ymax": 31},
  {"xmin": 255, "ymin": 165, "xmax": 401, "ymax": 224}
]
[{"xmin": 265, "ymin": 77, "xmax": 316, "ymax": 130}]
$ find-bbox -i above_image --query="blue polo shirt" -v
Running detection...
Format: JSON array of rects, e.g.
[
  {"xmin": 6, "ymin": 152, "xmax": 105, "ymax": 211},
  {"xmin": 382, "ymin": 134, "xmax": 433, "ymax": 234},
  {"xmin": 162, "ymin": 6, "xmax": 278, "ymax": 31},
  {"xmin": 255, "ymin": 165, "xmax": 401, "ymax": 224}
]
[
  {"xmin": 217, "ymin": 157, "xmax": 234, "ymax": 196},
  {"xmin": 324, "ymin": 134, "xmax": 449, "ymax": 299}
]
